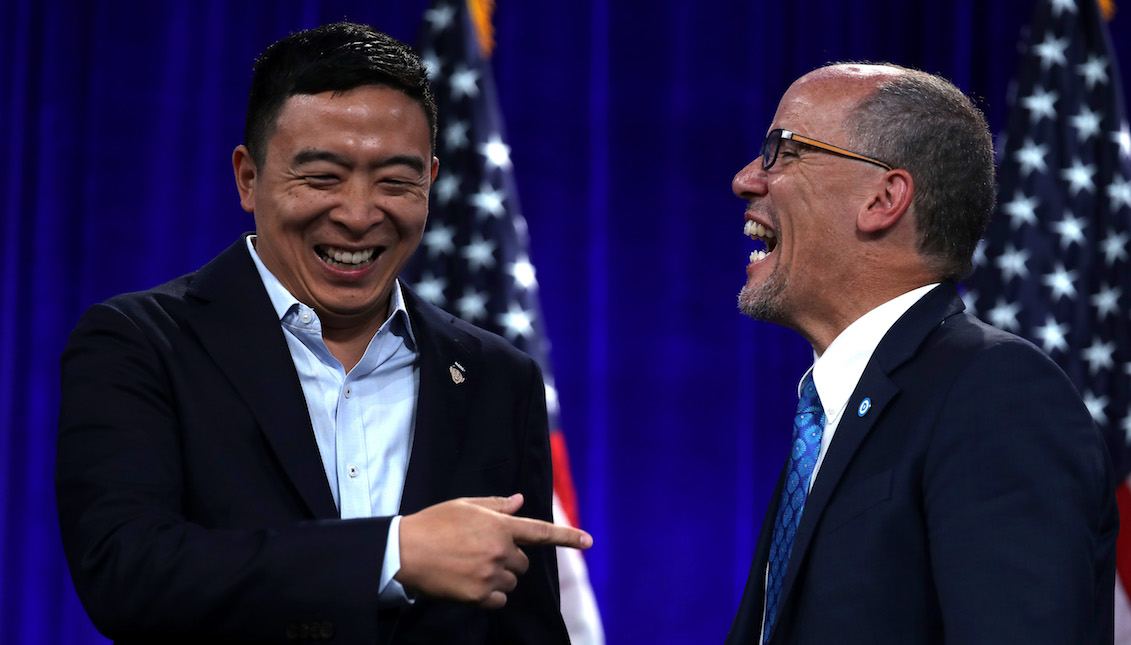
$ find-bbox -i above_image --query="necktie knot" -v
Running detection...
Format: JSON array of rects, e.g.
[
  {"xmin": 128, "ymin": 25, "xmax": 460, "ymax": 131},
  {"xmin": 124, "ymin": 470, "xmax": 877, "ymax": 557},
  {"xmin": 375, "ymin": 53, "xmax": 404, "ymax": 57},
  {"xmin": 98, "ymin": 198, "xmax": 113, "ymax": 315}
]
[{"xmin": 797, "ymin": 373, "xmax": 823, "ymax": 416}]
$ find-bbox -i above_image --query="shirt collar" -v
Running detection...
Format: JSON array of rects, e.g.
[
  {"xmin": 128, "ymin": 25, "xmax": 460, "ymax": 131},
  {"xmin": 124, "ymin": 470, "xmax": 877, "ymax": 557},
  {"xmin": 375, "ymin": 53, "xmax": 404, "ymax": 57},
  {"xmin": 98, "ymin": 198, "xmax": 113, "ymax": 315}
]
[
  {"xmin": 244, "ymin": 234, "xmax": 416, "ymax": 347},
  {"xmin": 807, "ymin": 283, "xmax": 939, "ymax": 414}
]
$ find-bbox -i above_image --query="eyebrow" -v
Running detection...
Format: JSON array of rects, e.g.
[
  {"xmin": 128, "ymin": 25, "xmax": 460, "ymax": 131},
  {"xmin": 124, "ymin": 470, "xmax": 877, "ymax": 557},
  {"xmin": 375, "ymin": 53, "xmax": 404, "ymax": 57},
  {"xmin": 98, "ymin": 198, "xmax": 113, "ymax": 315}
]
[{"xmin": 291, "ymin": 149, "xmax": 427, "ymax": 174}]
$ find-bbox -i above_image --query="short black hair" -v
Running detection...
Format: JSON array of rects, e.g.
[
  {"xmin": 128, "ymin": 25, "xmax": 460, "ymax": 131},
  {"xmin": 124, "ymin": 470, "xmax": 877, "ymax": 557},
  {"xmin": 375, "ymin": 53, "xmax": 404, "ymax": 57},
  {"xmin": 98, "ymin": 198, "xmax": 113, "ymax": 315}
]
[{"xmin": 244, "ymin": 22, "xmax": 437, "ymax": 168}]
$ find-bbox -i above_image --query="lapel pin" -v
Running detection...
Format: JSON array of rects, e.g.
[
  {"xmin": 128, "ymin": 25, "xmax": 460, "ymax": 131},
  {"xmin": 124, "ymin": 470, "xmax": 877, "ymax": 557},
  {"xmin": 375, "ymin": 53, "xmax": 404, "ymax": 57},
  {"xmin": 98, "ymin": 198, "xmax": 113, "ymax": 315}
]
[
  {"xmin": 858, "ymin": 398, "xmax": 872, "ymax": 417},
  {"xmin": 449, "ymin": 362, "xmax": 466, "ymax": 385}
]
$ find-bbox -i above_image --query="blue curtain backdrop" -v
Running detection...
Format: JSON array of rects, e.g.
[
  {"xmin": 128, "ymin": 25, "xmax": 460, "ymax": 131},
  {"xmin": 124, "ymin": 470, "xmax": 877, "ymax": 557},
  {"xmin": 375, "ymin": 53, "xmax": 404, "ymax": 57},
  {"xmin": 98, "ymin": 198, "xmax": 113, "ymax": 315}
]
[{"xmin": 4, "ymin": 1, "xmax": 1130, "ymax": 643}]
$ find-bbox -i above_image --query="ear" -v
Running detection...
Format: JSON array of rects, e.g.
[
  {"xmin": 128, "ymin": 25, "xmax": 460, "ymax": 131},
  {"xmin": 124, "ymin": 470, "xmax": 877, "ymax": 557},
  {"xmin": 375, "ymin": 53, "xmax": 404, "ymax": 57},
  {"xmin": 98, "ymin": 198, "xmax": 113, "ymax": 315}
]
[
  {"xmin": 857, "ymin": 169, "xmax": 913, "ymax": 233},
  {"xmin": 232, "ymin": 145, "xmax": 258, "ymax": 214},
  {"xmin": 430, "ymin": 156, "xmax": 439, "ymax": 184}
]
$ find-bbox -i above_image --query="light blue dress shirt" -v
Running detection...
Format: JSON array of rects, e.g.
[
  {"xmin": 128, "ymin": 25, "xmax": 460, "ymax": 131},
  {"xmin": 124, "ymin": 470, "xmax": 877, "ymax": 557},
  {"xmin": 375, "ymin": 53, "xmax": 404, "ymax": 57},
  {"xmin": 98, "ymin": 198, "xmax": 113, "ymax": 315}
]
[{"xmin": 246, "ymin": 236, "xmax": 417, "ymax": 604}]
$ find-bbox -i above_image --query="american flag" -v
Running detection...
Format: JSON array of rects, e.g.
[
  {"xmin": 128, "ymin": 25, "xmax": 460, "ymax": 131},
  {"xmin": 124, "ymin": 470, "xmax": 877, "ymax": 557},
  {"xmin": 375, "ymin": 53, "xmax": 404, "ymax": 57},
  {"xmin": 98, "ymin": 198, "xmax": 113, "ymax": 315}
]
[
  {"xmin": 965, "ymin": 0, "xmax": 1131, "ymax": 637},
  {"xmin": 405, "ymin": 1, "xmax": 604, "ymax": 642}
]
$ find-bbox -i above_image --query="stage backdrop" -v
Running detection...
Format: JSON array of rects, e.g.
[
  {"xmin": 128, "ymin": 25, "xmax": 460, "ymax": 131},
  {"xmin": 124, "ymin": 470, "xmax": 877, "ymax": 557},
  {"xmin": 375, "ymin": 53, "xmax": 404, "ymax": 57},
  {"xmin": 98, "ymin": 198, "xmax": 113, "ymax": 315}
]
[{"xmin": 3, "ymin": 1, "xmax": 1130, "ymax": 643}]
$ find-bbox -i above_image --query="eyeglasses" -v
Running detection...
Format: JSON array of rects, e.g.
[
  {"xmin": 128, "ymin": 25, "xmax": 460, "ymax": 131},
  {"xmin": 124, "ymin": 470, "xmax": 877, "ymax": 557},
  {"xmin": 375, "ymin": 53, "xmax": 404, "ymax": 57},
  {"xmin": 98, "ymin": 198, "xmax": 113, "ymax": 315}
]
[{"xmin": 760, "ymin": 129, "xmax": 892, "ymax": 171}]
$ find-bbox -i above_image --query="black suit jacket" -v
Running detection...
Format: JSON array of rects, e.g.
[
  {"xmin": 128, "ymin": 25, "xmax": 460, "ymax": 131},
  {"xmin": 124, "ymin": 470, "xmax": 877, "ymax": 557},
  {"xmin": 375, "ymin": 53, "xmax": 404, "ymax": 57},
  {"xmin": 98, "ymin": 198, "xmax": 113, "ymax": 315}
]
[
  {"xmin": 727, "ymin": 283, "xmax": 1118, "ymax": 645},
  {"xmin": 56, "ymin": 237, "xmax": 568, "ymax": 644}
]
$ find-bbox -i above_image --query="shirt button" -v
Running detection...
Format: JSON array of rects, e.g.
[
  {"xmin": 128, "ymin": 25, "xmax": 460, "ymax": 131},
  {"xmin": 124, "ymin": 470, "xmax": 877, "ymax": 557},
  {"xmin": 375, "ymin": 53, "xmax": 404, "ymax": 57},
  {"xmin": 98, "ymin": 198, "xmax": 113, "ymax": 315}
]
[
  {"xmin": 300, "ymin": 311, "xmax": 312, "ymax": 324},
  {"xmin": 344, "ymin": 386, "xmax": 352, "ymax": 399},
  {"xmin": 347, "ymin": 464, "xmax": 359, "ymax": 478}
]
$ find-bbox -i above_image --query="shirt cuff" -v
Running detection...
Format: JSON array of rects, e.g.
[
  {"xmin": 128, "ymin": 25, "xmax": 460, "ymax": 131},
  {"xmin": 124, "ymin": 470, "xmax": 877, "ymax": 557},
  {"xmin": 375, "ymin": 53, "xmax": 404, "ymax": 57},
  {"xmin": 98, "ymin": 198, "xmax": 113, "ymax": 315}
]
[{"xmin": 378, "ymin": 515, "xmax": 415, "ymax": 606}]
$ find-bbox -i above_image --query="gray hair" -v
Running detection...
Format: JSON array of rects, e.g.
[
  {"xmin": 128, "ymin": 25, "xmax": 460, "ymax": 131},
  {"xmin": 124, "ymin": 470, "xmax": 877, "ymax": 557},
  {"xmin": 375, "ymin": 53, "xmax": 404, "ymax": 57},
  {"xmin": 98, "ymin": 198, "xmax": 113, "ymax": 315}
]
[{"xmin": 846, "ymin": 66, "xmax": 996, "ymax": 280}]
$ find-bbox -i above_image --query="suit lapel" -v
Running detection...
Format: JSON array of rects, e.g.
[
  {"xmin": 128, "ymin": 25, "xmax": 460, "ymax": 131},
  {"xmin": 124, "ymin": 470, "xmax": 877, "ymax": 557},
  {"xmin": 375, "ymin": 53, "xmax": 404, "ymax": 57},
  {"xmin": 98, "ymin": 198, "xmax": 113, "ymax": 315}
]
[
  {"xmin": 726, "ymin": 461, "xmax": 788, "ymax": 644},
  {"xmin": 397, "ymin": 286, "xmax": 482, "ymax": 514},
  {"xmin": 766, "ymin": 283, "xmax": 967, "ymax": 642},
  {"xmin": 182, "ymin": 236, "xmax": 338, "ymax": 520}
]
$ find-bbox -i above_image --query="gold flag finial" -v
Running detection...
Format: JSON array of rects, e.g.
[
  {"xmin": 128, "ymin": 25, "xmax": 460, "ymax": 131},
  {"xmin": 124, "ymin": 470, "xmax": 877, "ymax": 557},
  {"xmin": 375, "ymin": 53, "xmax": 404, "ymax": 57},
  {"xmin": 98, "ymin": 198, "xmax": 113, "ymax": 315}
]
[
  {"xmin": 468, "ymin": 0, "xmax": 496, "ymax": 57},
  {"xmin": 1098, "ymin": 0, "xmax": 1116, "ymax": 20}
]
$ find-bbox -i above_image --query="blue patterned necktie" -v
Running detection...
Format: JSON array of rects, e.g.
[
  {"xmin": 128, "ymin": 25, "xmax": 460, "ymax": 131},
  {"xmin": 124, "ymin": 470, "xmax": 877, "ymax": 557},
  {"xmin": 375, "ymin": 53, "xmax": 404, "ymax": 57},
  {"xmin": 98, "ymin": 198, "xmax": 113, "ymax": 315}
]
[{"xmin": 763, "ymin": 372, "xmax": 825, "ymax": 643}]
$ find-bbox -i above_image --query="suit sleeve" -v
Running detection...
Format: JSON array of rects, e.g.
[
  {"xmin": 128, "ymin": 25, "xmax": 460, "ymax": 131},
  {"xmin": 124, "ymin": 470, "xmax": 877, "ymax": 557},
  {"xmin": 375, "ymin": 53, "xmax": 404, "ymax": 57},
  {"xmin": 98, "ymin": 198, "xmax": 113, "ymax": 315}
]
[
  {"xmin": 923, "ymin": 340, "xmax": 1117, "ymax": 644},
  {"xmin": 492, "ymin": 356, "xmax": 570, "ymax": 644},
  {"xmin": 56, "ymin": 303, "xmax": 392, "ymax": 643}
]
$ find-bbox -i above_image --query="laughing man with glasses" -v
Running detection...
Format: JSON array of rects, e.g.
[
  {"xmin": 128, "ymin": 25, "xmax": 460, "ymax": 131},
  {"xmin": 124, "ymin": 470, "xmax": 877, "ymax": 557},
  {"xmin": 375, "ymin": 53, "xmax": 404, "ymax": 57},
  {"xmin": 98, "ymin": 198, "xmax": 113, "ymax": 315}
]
[{"xmin": 726, "ymin": 63, "xmax": 1115, "ymax": 645}]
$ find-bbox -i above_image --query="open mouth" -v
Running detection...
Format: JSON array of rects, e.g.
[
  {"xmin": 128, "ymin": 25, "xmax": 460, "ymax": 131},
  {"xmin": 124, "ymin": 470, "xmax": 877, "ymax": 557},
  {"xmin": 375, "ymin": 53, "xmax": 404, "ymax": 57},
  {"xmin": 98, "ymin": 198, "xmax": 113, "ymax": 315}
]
[
  {"xmin": 744, "ymin": 220, "xmax": 778, "ymax": 262},
  {"xmin": 316, "ymin": 244, "xmax": 378, "ymax": 270}
]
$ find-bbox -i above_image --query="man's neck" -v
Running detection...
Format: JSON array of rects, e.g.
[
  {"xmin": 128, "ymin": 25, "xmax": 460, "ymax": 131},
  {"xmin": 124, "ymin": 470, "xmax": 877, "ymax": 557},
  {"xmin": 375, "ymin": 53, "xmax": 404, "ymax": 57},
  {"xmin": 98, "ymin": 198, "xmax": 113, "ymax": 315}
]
[{"xmin": 318, "ymin": 303, "xmax": 393, "ymax": 374}]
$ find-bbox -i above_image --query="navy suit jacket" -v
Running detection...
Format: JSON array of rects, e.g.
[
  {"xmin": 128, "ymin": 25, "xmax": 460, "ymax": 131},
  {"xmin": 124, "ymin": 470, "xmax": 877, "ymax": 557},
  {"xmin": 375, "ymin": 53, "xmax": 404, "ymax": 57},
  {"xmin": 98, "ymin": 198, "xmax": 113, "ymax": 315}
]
[
  {"xmin": 726, "ymin": 283, "xmax": 1118, "ymax": 644},
  {"xmin": 56, "ymin": 237, "xmax": 567, "ymax": 644}
]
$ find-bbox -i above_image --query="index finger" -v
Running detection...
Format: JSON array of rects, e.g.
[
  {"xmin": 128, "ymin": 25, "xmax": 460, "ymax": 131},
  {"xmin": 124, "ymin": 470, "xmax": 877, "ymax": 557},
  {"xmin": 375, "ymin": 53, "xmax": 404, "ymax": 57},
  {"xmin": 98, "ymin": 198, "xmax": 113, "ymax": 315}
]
[{"xmin": 506, "ymin": 516, "xmax": 593, "ymax": 550}]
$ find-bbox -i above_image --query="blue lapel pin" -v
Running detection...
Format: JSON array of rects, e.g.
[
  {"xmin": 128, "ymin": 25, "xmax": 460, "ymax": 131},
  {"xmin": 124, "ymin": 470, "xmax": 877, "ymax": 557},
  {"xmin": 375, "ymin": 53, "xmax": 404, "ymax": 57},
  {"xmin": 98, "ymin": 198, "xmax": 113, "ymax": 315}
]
[{"xmin": 858, "ymin": 398, "xmax": 871, "ymax": 417}]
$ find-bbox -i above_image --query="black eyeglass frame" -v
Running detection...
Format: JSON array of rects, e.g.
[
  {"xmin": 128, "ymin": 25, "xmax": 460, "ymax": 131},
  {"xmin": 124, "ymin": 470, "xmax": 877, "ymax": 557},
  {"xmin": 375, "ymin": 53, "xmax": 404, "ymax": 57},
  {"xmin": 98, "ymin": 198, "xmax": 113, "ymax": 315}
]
[{"xmin": 761, "ymin": 129, "xmax": 893, "ymax": 171}]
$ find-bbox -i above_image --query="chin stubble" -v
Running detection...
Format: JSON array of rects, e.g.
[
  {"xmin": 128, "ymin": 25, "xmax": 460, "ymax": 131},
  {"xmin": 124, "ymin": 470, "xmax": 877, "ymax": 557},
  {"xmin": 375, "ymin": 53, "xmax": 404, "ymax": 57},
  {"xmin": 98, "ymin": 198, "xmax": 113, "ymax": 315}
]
[{"xmin": 737, "ymin": 271, "xmax": 788, "ymax": 322}]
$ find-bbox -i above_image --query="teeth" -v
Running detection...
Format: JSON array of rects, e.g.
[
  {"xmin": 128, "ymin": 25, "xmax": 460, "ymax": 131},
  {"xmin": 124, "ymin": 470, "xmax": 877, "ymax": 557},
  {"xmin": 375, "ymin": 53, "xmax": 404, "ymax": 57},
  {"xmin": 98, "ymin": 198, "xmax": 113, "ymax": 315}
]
[
  {"xmin": 323, "ymin": 246, "xmax": 375, "ymax": 265},
  {"xmin": 744, "ymin": 220, "xmax": 776, "ymax": 264},
  {"xmin": 744, "ymin": 220, "xmax": 775, "ymax": 240}
]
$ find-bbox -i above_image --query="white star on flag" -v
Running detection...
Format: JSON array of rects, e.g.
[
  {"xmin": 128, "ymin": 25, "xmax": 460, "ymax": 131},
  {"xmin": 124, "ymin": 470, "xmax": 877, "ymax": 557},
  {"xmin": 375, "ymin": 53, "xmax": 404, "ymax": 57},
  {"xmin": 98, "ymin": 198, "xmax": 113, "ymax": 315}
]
[
  {"xmin": 1033, "ymin": 315, "xmax": 1069, "ymax": 354},
  {"xmin": 450, "ymin": 65, "xmax": 480, "ymax": 99},
  {"xmin": 972, "ymin": 239, "xmax": 988, "ymax": 267},
  {"xmin": 424, "ymin": 5, "xmax": 456, "ymax": 30},
  {"xmin": 1052, "ymin": 212, "xmax": 1086, "ymax": 249},
  {"xmin": 461, "ymin": 235, "xmax": 496, "ymax": 270},
  {"xmin": 1108, "ymin": 175, "xmax": 1131, "ymax": 209},
  {"xmin": 996, "ymin": 244, "xmax": 1031, "ymax": 281},
  {"xmin": 422, "ymin": 223, "xmax": 456, "ymax": 257},
  {"xmin": 511, "ymin": 257, "xmax": 537, "ymax": 289},
  {"xmin": 1022, "ymin": 87, "xmax": 1058, "ymax": 123},
  {"xmin": 987, "ymin": 298, "xmax": 1022, "ymax": 332},
  {"xmin": 471, "ymin": 184, "xmax": 506, "ymax": 218},
  {"xmin": 1083, "ymin": 338, "xmax": 1117, "ymax": 375},
  {"xmin": 1050, "ymin": 0, "xmax": 1077, "ymax": 16},
  {"xmin": 1076, "ymin": 55, "xmax": 1108, "ymax": 90},
  {"xmin": 961, "ymin": 287, "xmax": 979, "ymax": 314},
  {"xmin": 1003, "ymin": 191, "xmax": 1039, "ymax": 228},
  {"xmin": 420, "ymin": 51, "xmax": 441, "ymax": 80},
  {"xmin": 1114, "ymin": 121, "xmax": 1131, "ymax": 159},
  {"xmin": 1014, "ymin": 139, "xmax": 1049, "ymax": 177},
  {"xmin": 414, "ymin": 273, "xmax": 447, "ymax": 304},
  {"xmin": 1084, "ymin": 391, "xmax": 1110, "ymax": 424},
  {"xmin": 456, "ymin": 288, "xmax": 488, "ymax": 321},
  {"xmin": 1042, "ymin": 263, "xmax": 1078, "ymax": 301},
  {"xmin": 479, "ymin": 134, "xmax": 512, "ymax": 170},
  {"xmin": 1059, "ymin": 158, "xmax": 1096, "ymax": 196},
  {"xmin": 1100, "ymin": 230, "xmax": 1130, "ymax": 265},
  {"xmin": 432, "ymin": 174, "xmax": 460, "ymax": 205},
  {"xmin": 445, "ymin": 121, "xmax": 470, "ymax": 149},
  {"xmin": 544, "ymin": 382, "xmax": 560, "ymax": 416},
  {"xmin": 499, "ymin": 304, "xmax": 534, "ymax": 340},
  {"xmin": 1070, "ymin": 106, "xmax": 1102, "ymax": 141},
  {"xmin": 1091, "ymin": 285, "xmax": 1122, "ymax": 320},
  {"xmin": 1033, "ymin": 34, "xmax": 1069, "ymax": 70}
]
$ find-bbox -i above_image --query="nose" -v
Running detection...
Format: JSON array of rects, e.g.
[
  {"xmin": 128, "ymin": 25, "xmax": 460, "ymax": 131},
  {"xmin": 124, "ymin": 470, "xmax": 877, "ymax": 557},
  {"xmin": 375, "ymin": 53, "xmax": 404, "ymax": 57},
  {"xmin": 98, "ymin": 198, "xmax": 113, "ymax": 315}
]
[
  {"xmin": 329, "ymin": 179, "xmax": 384, "ymax": 233},
  {"xmin": 732, "ymin": 158, "xmax": 768, "ymax": 199}
]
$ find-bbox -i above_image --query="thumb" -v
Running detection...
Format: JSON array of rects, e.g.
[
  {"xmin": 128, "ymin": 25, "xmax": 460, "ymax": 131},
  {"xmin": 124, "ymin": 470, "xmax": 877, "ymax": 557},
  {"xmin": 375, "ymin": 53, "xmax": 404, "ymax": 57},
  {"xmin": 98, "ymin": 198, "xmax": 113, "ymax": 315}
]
[{"xmin": 463, "ymin": 493, "xmax": 524, "ymax": 515}]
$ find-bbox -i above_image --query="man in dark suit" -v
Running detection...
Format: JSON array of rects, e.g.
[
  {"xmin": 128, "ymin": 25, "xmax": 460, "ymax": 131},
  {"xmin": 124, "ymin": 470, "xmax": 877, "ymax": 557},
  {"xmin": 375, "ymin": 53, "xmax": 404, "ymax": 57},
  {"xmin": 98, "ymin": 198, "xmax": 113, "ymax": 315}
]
[
  {"xmin": 56, "ymin": 22, "xmax": 590, "ymax": 644},
  {"xmin": 726, "ymin": 63, "xmax": 1117, "ymax": 644}
]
